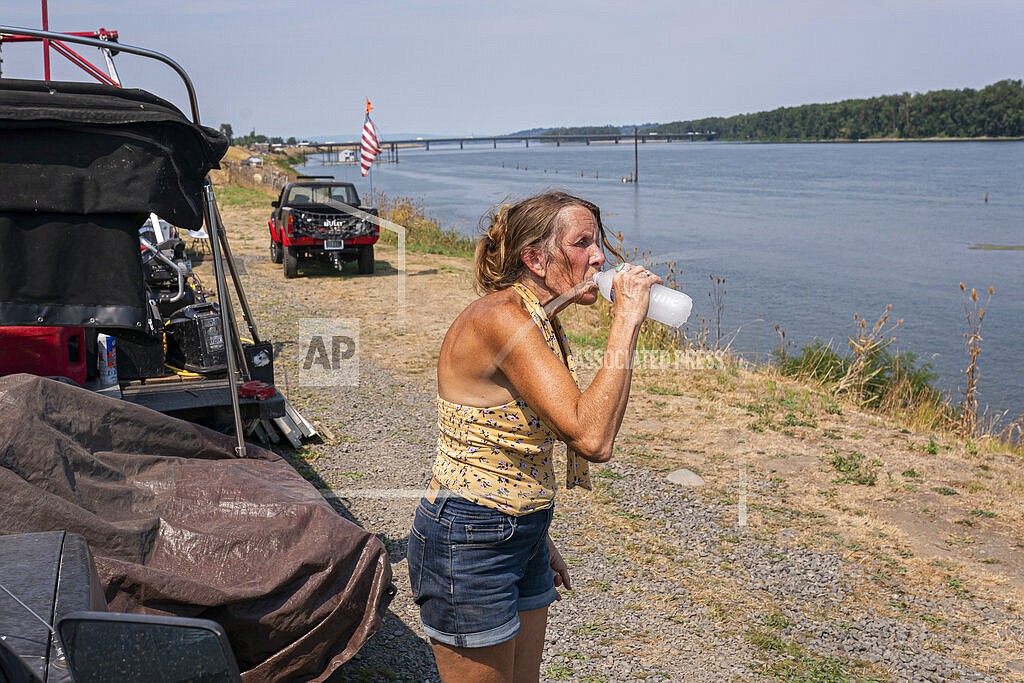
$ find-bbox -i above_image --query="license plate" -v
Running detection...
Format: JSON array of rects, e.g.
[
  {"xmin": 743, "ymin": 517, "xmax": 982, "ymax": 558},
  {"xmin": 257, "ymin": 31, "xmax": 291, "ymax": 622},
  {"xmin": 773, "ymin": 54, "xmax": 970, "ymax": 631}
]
[{"xmin": 324, "ymin": 239, "xmax": 345, "ymax": 250}]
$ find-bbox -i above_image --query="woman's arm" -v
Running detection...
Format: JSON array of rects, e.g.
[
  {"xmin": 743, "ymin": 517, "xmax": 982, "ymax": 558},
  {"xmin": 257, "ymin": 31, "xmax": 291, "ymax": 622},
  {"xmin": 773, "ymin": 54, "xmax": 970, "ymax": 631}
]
[
  {"xmin": 548, "ymin": 535, "xmax": 571, "ymax": 597},
  {"xmin": 484, "ymin": 266, "xmax": 657, "ymax": 462}
]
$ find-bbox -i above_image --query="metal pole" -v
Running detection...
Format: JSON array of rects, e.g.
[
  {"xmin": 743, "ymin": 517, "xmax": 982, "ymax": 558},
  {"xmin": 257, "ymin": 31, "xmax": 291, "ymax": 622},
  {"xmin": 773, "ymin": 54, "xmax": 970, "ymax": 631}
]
[
  {"xmin": 634, "ymin": 127, "xmax": 639, "ymax": 184},
  {"xmin": 41, "ymin": 0, "xmax": 51, "ymax": 80},
  {"xmin": 202, "ymin": 180, "xmax": 247, "ymax": 457},
  {"xmin": 0, "ymin": 26, "xmax": 203, "ymax": 123}
]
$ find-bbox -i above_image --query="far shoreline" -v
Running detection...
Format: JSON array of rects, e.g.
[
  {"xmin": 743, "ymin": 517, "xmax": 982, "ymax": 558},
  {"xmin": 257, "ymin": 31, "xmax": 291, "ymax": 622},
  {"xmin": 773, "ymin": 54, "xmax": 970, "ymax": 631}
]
[{"xmin": 707, "ymin": 135, "xmax": 1024, "ymax": 145}]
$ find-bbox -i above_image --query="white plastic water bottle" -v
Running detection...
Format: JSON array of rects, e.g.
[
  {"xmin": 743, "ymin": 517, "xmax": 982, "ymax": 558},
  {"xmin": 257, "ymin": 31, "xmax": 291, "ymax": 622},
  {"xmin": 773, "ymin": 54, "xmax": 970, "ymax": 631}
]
[{"xmin": 592, "ymin": 269, "xmax": 693, "ymax": 327}]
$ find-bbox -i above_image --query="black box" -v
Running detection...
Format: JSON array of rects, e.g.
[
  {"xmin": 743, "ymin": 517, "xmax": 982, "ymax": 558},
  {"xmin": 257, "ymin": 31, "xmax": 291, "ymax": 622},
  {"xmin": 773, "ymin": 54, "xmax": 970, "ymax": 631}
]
[
  {"xmin": 243, "ymin": 340, "xmax": 275, "ymax": 384},
  {"xmin": 115, "ymin": 332, "xmax": 167, "ymax": 380}
]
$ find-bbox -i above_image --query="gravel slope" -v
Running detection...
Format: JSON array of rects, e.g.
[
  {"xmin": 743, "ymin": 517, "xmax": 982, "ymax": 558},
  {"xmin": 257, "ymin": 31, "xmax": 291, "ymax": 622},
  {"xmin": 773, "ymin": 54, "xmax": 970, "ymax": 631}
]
[{"xmin": 288, "ymin": 353, "xmax": 1015, "ymax": 683}]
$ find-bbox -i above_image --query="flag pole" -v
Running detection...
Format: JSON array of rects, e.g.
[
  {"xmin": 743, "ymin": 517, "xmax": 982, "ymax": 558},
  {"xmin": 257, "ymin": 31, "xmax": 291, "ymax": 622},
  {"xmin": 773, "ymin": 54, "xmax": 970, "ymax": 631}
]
[{"xmin": 360, "ymin": 97, "xmax": 381, "ymax": 206}]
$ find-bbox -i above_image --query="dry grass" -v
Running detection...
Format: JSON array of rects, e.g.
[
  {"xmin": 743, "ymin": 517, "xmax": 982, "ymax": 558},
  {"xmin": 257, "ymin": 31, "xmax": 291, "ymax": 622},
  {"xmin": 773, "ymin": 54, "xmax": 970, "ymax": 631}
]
[
  {"xmin": 375, "ymin": 193, "xmax": 474, "ymax": 257},
  {"xmin": 959, "ymin": 283, "xmax": 994, "ymax": 438}
]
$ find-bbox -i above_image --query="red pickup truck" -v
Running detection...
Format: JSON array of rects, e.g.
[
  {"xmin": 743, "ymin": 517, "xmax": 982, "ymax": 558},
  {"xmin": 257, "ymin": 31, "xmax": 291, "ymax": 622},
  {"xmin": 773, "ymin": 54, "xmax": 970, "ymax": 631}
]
[{"xmin": 268, "ymin": 180, "xmax": 379, "ymax": 278}]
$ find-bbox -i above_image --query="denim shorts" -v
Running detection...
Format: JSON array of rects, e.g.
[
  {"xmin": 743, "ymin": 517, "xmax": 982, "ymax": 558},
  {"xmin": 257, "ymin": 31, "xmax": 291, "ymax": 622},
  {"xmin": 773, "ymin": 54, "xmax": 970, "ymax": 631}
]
[{"xmin": 407, "ymin": 492, "xmax": 557, "ymax": 648}]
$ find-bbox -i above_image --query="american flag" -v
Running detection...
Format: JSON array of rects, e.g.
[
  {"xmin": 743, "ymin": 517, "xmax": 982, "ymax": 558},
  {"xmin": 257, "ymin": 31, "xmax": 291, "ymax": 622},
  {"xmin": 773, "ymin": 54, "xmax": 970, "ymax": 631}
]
[{"xmin": 360, "ymin": 98, "xmax": 381, "ymax": 176}]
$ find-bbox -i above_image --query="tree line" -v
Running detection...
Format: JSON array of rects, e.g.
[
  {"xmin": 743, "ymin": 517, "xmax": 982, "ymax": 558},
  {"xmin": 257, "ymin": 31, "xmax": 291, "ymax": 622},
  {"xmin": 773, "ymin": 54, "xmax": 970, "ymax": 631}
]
[
  {"xmin": 217, "ymin": 123, "xmax": 301, "ymax": 147},
  {"xmin": 648, "ymin": 80, "xmax": 1024, "ymax": 141}
]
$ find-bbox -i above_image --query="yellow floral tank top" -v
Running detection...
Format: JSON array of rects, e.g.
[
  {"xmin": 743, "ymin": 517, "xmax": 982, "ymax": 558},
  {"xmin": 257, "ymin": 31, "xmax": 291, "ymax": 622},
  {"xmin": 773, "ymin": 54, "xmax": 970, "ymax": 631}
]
[{"xmin": 432, "ymin": 283, "xmax": 592, "ymax": 515}]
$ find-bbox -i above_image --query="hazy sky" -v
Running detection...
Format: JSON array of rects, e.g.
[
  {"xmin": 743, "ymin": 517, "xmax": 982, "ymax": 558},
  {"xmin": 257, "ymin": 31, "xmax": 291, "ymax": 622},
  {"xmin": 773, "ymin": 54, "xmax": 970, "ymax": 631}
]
[{"xmin": 3, "ymin": 1, "xmax": 1022, "ymax": 139}]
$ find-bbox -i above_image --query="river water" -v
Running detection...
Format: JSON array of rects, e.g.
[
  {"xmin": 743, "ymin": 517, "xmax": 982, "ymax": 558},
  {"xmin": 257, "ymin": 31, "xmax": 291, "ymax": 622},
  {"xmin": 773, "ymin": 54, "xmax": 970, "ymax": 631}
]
[{"xmin": 300, "ymin": 140, "xmax": 1023, "ymax": 426}]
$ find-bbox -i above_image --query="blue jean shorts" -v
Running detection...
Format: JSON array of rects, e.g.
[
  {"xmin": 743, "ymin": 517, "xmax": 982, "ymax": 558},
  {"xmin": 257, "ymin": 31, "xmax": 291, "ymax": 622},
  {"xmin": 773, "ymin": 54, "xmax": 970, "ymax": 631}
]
[{"xmin": 407, "ymin": 492, "xmax": 557, "ymax": 648}]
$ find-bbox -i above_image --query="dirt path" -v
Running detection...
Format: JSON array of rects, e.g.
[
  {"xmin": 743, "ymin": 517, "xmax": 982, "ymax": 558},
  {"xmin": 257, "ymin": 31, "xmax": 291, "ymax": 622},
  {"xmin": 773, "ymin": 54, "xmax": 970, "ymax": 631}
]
[{"xmin": 210, "ymin": 197, "xmax": 1023, "ymax": 681}]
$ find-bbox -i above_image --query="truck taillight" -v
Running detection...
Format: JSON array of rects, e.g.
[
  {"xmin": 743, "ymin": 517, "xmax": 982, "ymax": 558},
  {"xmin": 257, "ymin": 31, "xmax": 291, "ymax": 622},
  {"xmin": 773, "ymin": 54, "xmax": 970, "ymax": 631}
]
[{"xmin": 286, "ymin": 214, "xmax": 294, "ymax": 236}]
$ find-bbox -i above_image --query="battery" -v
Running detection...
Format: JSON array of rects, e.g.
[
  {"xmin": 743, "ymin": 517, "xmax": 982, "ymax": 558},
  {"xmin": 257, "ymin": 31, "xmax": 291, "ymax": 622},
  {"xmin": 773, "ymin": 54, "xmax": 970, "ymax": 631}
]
[{"xmin": 164, "ymin": 303, "xmax": 227, "ymax": 374}]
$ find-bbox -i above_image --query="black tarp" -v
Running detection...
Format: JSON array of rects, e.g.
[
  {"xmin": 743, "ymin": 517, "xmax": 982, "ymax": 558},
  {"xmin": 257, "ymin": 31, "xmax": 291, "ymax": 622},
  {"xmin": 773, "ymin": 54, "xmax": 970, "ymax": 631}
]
[
  {"xmin": 0, "ymin": 79, "xmax": 228, "ymax": 328},
  {"xmin": 0, "ymin": 79, "xmax": 227, "ymax": 226},
  {"xmin": 0, "ymin": 212, "xmax": 146, "ymax": 327},
  {"xmin": 0, "ymin": 374, "xmax": 394, "ymax": 682}
]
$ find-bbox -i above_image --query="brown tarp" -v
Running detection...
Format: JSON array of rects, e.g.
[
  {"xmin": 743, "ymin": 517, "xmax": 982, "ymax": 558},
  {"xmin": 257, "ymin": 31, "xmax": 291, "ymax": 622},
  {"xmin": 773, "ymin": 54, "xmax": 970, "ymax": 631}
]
[{"xmin": 0, "ymin": 374, "xmax": 394, "ymax": 682}]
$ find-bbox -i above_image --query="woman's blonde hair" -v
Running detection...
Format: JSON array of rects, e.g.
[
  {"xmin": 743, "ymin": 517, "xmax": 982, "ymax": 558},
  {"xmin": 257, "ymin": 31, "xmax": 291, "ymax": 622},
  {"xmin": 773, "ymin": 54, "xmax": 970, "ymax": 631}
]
[{"xmin": 474, "ymin": 191, "xmax": 621, "ymax": 293}]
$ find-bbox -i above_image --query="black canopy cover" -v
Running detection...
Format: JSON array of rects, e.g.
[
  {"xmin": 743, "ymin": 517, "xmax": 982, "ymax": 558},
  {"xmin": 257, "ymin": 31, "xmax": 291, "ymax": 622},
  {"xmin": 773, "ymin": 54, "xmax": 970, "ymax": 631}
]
[{"xmin": 0, "ymin": 79, "xmax": 228, "ymax": 328}]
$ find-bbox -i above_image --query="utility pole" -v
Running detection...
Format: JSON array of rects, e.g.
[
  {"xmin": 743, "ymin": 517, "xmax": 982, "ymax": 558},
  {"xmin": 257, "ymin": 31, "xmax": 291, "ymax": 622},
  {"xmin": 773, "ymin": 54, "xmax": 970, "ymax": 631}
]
[{"xmin": 633, "ymin": 126, "xmax": 639, "ymax": 183}]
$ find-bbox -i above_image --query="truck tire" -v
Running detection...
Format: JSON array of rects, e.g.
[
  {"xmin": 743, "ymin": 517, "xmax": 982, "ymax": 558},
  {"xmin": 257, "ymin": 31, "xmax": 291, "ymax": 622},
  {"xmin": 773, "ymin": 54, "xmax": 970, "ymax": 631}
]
[
  {"xmin": 270, "ymin": 239, "xmax": 283, "ymax": 264},
  {"xmin": 358, "ymin": 245, "xmax": 375, "ymax": 275},
  {"xmin": 284, "ymin": 247, "xmax": 299, "ymax": 279}
]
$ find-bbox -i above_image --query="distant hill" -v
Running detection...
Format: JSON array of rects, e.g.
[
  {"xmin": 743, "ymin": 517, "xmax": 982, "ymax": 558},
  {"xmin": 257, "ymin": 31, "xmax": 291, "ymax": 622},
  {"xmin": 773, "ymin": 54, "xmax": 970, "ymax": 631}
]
[
  {"xmin": 514, "ymin": 80, "xmax": 1024, "ymax": 142},
  {"xmin": 508, "ymin": 124, "xmax": 660, "ymax": 136},
  {"xmin": 649, "ymin": 79, "xmax": 1024, "ymax": 141}
]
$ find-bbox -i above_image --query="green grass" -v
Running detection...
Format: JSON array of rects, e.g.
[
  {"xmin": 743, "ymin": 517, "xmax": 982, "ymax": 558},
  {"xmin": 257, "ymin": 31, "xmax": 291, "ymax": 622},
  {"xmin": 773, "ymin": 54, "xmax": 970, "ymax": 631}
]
[
  {"xmin": 543, "ymin": 664, "xmax": 574, "ymax": 680},
  {"xmin": 784, "ymin": 412, "xmax": 818, "ymax": 428},
  {"xmin": 575, "ymin": 622, "xmax": 604, "ymax": 635},
  {"xmin": 213, "ymin": 184, "xmax": 275, "ymax": 208},
  {"xmin": 830, "ymin": 452, "xmax": 878, "ymax": 486},
  {"xmin": 566, "ymin": 330, "xmax": 609, "ymax": 349},
  {"xmin": 746, "ymin": 612, "xmax": 875, "ymax": 682}
]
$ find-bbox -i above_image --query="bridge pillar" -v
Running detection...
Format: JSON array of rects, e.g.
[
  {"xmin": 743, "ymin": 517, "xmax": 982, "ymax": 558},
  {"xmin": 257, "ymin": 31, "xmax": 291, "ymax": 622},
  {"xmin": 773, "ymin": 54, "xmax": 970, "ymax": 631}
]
[
  {"xmin": 586, "ymin": 139, "xmax": 590, "ymax": 146},
  {"xmin": 525, "ymin": 139, "xmax": 529, "ymax": 148},
  {"xmin": 556, "ymin": 139, "xmax": 560, "ymax": 147},
  {"xmin": 426, "ymin": 141, "xmax": 430, "ymax": 151},
  {"xmin": 493, "ymin": 139, "xmax": 497, "ymax": 148}
]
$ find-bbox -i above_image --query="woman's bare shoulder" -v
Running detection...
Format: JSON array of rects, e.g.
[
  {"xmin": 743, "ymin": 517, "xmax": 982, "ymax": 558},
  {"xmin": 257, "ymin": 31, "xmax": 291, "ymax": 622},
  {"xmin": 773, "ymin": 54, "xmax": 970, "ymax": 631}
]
[
  {"xmin": 438, "ymin": 288, "xmax": 536, "ymax": 404},
  {"xmin": 450, "ymin": 289, "xmax": 531, "ymax": 339}
]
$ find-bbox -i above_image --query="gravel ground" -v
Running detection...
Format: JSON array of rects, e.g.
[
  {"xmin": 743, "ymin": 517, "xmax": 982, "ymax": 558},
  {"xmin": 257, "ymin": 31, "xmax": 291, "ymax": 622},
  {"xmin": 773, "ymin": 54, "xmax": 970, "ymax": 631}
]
[{"xmin": 275, "ymin": 357, "xmax": 1018, "ymax": 683}]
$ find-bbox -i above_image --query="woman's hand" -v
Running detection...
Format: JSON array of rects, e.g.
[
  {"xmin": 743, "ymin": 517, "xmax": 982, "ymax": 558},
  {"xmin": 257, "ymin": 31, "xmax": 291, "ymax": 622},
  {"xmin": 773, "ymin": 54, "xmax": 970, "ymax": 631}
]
[
  {"xmin": 548, "ymin": 535, "xmax": 571, "ymax": 599},
  {"xmin": 611, "ymin": 263, "xmax": 662, "ymax": 325}
]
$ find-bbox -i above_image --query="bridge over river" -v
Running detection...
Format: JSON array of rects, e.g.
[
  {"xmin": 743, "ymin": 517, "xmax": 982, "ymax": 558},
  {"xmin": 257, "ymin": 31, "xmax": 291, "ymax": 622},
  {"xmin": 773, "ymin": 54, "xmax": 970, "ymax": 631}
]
[{"xmin": 292, "ymin": 131, "xmax": 718, "ymax": 164}]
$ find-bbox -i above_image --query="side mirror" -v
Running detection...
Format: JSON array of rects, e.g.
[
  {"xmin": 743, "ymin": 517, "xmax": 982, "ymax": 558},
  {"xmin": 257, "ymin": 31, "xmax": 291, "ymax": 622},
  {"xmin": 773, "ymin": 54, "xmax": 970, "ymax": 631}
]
[
  {"xmin": 57, "ymin": 611, "xmax": 240, "ymax": 683},
  {"xmin": 271, "ymin": 200, "xmax": 279, "ymax": 208}
]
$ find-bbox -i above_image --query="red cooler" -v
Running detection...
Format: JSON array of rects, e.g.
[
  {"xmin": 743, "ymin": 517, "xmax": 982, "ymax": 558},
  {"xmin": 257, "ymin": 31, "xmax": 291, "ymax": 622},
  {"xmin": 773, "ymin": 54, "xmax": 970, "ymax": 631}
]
[{"xmin": 0, "ymin": 326, "xmax": 88, "ymax": 386}]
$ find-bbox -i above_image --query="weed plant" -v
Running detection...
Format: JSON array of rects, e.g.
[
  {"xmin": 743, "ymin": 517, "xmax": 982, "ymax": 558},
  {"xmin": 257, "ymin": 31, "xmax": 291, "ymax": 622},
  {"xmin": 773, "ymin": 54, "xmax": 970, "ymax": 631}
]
[
  {"xmin": 775, "ymin": 307, "xmax": 955, "ymax": 435},
  {"xmin": 270, "ymin": 152, "xmax": 306, "ymax": 174},
  {"xmin": 958, "ymin": 283, "xmax": 993, "ymax": 438},
  {"xmin": 375, "ymin": 192, "xmax": 475, "ymax": 258}
]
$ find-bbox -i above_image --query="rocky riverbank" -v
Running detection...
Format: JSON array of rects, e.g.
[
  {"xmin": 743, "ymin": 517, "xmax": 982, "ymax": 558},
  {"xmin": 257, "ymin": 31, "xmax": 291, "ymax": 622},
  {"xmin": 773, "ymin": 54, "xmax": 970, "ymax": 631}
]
[{"xmin": 211, "ymin": 193, "xmax": 1023, "ymax": 682}]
